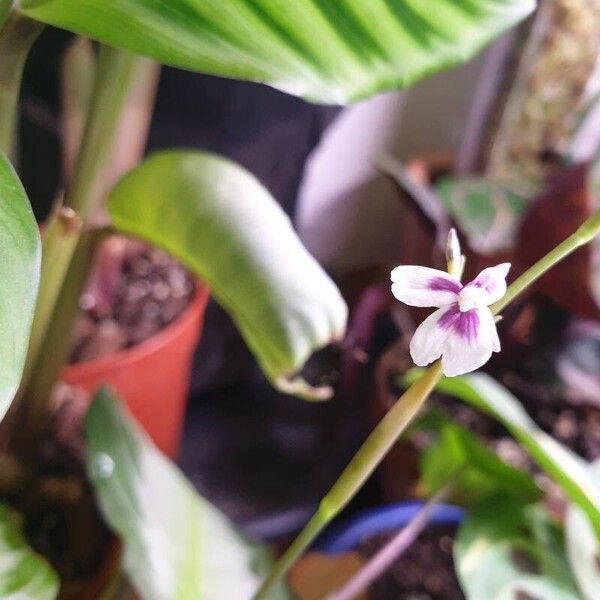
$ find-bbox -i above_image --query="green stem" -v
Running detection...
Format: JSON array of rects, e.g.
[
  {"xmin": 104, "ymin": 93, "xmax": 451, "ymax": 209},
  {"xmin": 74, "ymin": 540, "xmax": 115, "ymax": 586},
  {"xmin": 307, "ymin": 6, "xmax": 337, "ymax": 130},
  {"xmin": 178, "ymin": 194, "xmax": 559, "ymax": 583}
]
[
  {"xmin": 253, "ymin": 362, "xmax": 443, "ymax": 599},
  {"xmin": 66, "ymin": 46, "xmax": 138, "ymax": 219},
  {"xmin": 12, "ymin": 47, "xmax": 142, "ymax": 450},
  {"xmin": 0, "ymin": 11, "xmax": 43, "ymax": 157},
  {"xmin": 19, "ymin": 204, "xmax": 82, "ymax": 392},
  {"xmin": 13, "ymin": 236, "xmax": 94, "ymax": 452},
  {"xmin": 491, "ymin": 209, "xmax": 600, "ymax": 314},
  {"xmin": 254, "ymin": 207, "xmax": 600, "ymax": 600}
]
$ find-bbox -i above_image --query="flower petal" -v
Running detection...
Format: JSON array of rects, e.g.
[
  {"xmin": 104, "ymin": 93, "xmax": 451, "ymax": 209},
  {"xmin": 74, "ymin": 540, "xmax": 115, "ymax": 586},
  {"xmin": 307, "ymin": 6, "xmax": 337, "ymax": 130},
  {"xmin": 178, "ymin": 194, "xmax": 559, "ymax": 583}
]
[
  {"xmin": 409, "ymin": 306, "xmax": 454, "ymax": 366},
  {"xmin": 439, "ymin": 307, "xmax": 497, "ymax": 376},
  {"xmin": 478, "ymin": 307, "xmax": 500, "ymax": 352},
  {"xmin": 391, "ymin": 265, "xmax": 461, "ymax": 308},
  {"xmin": 465, "ymin": 263, "xmax": 511, "ymax": 305}
]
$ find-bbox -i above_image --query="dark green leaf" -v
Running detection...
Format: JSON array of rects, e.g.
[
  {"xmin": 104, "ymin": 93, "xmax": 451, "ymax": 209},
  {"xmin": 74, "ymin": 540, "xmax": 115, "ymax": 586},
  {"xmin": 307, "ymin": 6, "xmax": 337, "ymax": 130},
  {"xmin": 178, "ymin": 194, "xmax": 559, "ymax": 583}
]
[
  {"xmin": 565, "ymin": 459, "xmax": 600, "ymax": 600},
  {"xmin": 86, "ymin": 387, "xmax": 290, "ymax": 600},
  {"xmin": 0, "ymin": 502, "xmax": 59, "ymax": 599},
  {"xmin": 420, "ymin": 420, "xmax": 542, "ymax": 505},
  {"xmin": 18, "ymin": 0, "xmax": 534, "ymax": 104},
  {"xmin": 107, "ymin": 150, "xmax": 346, "ymax": 400},
  {"xmin": 455, "ymin": 494, "xmax": 580, "ymax": 600},
  {"xmin": 435, "ymin": 176, "xmax": 529, "ymax": 254},
  {"xmin": 0, "ymin": 153, "xmax": 41, "ymax": 421},
  {"xmin": 406, "ymin": 369, "xmax": 600, "ymax": 538}
]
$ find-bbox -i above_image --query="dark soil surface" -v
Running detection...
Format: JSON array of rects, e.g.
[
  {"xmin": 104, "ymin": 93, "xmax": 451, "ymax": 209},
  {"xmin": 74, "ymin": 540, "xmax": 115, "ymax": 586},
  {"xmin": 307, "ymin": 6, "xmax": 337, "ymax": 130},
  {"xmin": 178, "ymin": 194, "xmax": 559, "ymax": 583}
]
[
  {"xmin": 358, "ymin": 525, "xmax": 464, "ymax": 600},
  {"xmin": 70, "ymin": 237, "xmax": 194, "ymax": 363}
]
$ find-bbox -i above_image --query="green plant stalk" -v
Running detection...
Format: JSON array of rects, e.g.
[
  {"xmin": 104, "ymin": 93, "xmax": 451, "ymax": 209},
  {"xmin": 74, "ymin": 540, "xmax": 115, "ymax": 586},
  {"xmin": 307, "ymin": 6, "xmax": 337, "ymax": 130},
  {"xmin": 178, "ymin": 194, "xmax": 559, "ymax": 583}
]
[
  {"xmin": 19, "ymin": 204, "xmax": 82, "ymax": 390},
  {"xmin": 66, "ymin": 45, "xmax": 138, "ymax": 219},
  {"xmin": 254, "ymin": 207, "xmax": 600, "ymax": 599},
  {"xmin": 0, "ymin": 10, "xmax": 43, "ymax": 156},
  {"xmin": 14, "ymin": 47, "xmax": 140, "ymax": 445},
  {"xmin": 490, "ymin": 208, "xmax": 600, "ymax": 313},
  {"xmin": 254, "ymin": 362, "xmax": 443, "ymax": 598}
]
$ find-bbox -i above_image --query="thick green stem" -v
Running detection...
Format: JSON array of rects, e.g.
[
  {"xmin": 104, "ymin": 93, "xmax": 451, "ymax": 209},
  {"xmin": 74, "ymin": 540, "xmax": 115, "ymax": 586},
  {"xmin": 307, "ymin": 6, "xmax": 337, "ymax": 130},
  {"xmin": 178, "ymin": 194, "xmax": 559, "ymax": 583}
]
[
  {"xmin": 66, "ymin": 46, "xmax": 138, "ymax": 219},
  {"xmin": 0, "ymin": 11, "xmax": 43, "ymax": 156},
  {"xmin": 16, "ymin": 235, "xmax": 94, "ymax": 445},
  {"xmin": 254, "ymin": 207, "xmax": 600, "ymax": 600},
  {"xmin": 19, "ymin": 205, "xmax": 82, "ymax": 392},
  {"xmin": 12, "ymin": 47, "xmax": 146, "ymax": 449}
]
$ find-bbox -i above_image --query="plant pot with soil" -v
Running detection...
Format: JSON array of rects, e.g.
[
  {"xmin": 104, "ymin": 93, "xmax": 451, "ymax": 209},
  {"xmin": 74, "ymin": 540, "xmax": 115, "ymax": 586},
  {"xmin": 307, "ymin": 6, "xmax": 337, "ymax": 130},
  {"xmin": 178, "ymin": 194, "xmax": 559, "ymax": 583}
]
[
  {"xmin": 61, "ymin": 238, "xmax": 210, "ymax": 457},
  {"xmin": 289, "ymin": 501, "xmax": 465, "ymax": 600}
]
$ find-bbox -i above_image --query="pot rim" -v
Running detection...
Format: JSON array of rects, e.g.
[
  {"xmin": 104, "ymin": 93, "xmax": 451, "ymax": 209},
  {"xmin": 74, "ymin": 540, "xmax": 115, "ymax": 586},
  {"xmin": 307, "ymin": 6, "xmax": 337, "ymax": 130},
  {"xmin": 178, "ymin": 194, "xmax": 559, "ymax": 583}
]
[
  {"xmin": 61, "ymin": 280, "xmax": 209, "ymax": 379},
  {"xmin": 313, "ymin": 501, "xmax": 464, "ymax": 554}
]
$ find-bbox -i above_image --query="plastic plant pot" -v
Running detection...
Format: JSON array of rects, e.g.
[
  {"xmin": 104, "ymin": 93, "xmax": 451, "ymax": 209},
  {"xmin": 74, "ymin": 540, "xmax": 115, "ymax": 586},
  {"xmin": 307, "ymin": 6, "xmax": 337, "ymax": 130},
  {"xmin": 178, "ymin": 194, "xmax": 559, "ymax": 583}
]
[{"xmin": 61, "ymin": 281, "xmax": 210, "ymax": 458}]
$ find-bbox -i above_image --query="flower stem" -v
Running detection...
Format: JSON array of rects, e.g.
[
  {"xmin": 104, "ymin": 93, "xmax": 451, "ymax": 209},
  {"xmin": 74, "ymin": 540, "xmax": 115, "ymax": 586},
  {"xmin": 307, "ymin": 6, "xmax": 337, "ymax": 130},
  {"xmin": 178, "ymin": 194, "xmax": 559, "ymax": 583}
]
[
  {"xmin": 254, "ymin": 208, "xmax": 600, "ymax": 600},
  {"xmin": 491, "ymin": 208, "xmax": 600, "ymax": 314},
  {"xmin": 253, "ymin": 362, "xmax": 443, "ymax": 599}
]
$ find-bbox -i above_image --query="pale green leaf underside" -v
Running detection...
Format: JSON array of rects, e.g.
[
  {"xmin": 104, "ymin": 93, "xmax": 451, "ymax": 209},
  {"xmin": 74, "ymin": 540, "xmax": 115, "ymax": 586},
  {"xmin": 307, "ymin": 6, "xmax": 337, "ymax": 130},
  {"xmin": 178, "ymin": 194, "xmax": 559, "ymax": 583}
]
[
  {"xmin": 86, "ymin": 388, "xmax": 287, "ymax": 600},
  {"xmin": 0, "ymin": 153, "xmax": 41, "ymax": 422},
  {"xmin": 0, "ymin": 503, "xmax": 59, "ymax": 599},
  {"xmin": 565, "ymin": 459, "xmax": 600, "ymax": 600},
  {"xmin": 18, "ymin": 0, "xmax": 534, "ymax": 104},
  {"xmin": 107, "ymin": 150, "xmax": 347, "ymax": 399},
  {"xmin": 406, "ymin": 370, "xmax": 600, "ymax": 538}
]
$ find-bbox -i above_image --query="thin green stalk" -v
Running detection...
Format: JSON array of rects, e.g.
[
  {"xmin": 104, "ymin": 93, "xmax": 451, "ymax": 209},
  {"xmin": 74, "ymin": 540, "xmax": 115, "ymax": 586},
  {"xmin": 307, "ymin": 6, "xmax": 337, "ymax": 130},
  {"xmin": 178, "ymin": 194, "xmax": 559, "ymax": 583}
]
[
  {"xmin": 490, "ymin": 208, "xmax": 600, "ymax": 313},
  {"xmin": 254, "ymin": 362, "xmax": 443, "ymax": 599},
  {"xmin": 254, "ymin": 207, "xmax": 600, "ymax": 600},
  {"xmin": 0, "ymin": 11, "xmax": 43, "ymax": 156}
]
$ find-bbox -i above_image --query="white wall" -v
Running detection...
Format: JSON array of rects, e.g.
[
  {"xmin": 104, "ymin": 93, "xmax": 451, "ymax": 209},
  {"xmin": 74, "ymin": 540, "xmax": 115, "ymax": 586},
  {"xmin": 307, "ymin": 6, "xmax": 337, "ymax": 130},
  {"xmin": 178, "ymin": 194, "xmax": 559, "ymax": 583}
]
[{"xmin": 296, "ymin": 45, "xmax": 494, "ymax": 272}]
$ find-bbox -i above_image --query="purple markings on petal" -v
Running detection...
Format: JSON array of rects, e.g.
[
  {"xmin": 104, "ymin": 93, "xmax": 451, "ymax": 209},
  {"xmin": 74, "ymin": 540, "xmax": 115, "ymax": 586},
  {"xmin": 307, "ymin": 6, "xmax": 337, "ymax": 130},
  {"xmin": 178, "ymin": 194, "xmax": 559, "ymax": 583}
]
[
  {"xmin": 428, "ymin": 277, "xmax": 462, "ymax": 294},
  {"xmin": 472, "ymin": 274, "xmax": 493, "ymax": 293},
  {"xmin": 438, "ymin": 306, "xmax": 480, "ymax": 344}
]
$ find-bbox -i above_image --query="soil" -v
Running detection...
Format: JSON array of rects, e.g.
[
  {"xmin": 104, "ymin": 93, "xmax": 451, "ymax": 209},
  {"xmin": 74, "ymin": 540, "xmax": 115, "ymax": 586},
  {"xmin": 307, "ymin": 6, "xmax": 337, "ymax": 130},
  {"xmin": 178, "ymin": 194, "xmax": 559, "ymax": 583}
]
[
  {"xmin": 1, "ymin": 384, "xmax": 111, "ymax": 599},
  {"xmin": 357, "ymin": 525, "xmax": 464, "ymax": 600},
  {"xmin": 70, "ymin": 236, "xmax": 195, "ymax": 363}
]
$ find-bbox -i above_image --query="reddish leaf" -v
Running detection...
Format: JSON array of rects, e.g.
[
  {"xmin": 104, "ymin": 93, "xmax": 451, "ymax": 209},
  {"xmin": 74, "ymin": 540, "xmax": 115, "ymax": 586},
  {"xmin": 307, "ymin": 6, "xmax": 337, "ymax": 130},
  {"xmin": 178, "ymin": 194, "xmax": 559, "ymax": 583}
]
[{"xmin": 517, "ymin": 163, "xmax": 599, "ymax": 319}]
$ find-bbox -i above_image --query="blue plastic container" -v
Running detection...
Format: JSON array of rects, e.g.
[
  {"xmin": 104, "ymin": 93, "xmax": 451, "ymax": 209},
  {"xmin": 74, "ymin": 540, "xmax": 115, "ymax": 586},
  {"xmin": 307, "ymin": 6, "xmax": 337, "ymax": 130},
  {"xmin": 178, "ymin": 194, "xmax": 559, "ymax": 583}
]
[{"xmin": 313, "ymin": 501, "xmax": 464, "ymax": 554}]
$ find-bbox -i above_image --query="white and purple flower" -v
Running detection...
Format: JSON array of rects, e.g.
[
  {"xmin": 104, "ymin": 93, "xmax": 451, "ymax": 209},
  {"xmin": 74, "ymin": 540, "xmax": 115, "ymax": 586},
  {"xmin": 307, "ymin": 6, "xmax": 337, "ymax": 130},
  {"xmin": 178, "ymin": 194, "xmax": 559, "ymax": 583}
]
[{"xmin": 391, "ymin": 263, "xmax": 511, "ymax": 376}]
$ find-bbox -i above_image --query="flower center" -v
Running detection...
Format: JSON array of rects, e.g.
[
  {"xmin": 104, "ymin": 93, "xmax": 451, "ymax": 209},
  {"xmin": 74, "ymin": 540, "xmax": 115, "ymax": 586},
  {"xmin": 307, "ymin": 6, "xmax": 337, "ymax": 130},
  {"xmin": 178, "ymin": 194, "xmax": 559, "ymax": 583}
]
[{"xmin": 457, "ymin": 285, "xmax": 486, "ymax": 312}]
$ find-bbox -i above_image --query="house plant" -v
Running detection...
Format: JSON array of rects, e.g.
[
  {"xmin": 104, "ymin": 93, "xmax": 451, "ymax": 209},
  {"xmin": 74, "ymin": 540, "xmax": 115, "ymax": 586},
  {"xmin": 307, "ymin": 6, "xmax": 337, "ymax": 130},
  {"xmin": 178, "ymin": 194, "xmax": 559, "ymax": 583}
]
[{"xmin": 0, "ymin": 0, "xmax": 539, "ymax": 597}]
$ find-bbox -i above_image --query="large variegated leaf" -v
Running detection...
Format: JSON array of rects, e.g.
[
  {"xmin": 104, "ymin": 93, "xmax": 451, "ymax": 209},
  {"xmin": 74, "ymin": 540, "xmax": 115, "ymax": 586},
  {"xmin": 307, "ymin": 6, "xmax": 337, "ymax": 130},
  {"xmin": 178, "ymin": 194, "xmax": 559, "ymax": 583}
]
[
  {"xmin": 0, "ymin": 503, "xmax": 59, "ymax": 599},
  {"xmin": 107, "ymin": 150, "xmax": 346, "ymax": 400},
  {"xmin": 0, "ymin": 153, "xmax": 41, "ymax": 421},
  {"xmin": 86, "ymin": 388, "xmax": 289, "ymax": 600},
  {"xmin": 17, "ymin": 0, "xmax": 535, "ymax": 104}
]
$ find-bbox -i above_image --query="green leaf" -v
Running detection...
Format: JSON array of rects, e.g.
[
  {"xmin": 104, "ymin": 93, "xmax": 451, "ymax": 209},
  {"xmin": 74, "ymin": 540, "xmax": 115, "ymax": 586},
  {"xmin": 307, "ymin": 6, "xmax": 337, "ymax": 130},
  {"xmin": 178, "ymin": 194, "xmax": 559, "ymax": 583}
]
[
  {"xmin": 0, "ymin": 502, "xmax": 59, "ymax": 599},
  {"xmin": 17, "ymin": 0, "xmax": 534, "ymax": 104},
  {"xmin": 107, "ymin": 150, "xmax": 346, "ymax": 400},
  {"xmin": 435, "ymin": 176, "xmax": 529, "ymax": 255},
  {"xmin": 420, "ymin": 419, "xmax": 542, "ymax": 506},
  {"xmin": 0, "ymin": 153, "xmax": 41, "ymax": 421},
  {"xmin": 455, "ymin": 494, "xmax": 580, "ymax": 600},
  {"xmin": 565, "ymin": 459, "xmax": 600, "ymax": 600},
  {"xmin": 86, "ymin": 387, "xmax": 290, "ymax": 600},
  {"xmin": 406, "ymin": 369, "xmax": 600, "ymax": 538}
]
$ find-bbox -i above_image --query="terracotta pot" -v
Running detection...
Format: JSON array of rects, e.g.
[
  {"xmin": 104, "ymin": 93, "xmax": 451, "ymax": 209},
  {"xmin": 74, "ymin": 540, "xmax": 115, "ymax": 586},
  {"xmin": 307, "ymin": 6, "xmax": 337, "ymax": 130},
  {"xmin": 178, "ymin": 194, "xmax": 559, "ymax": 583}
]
[{"xmin": 61, "ymin": 282, "xmax": 210, "ymax": 457}]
